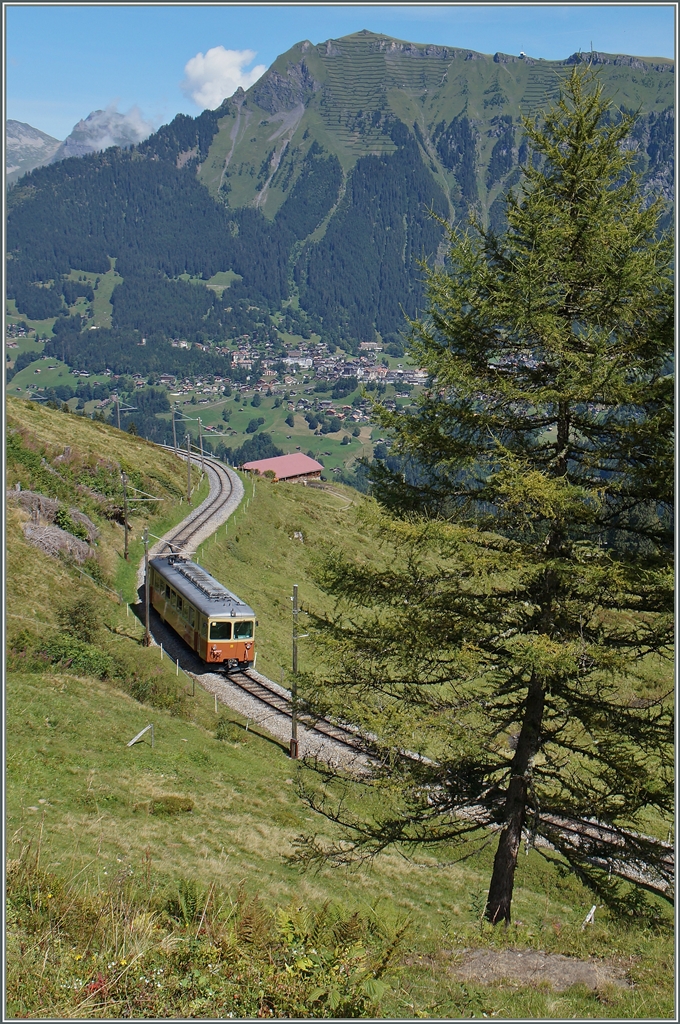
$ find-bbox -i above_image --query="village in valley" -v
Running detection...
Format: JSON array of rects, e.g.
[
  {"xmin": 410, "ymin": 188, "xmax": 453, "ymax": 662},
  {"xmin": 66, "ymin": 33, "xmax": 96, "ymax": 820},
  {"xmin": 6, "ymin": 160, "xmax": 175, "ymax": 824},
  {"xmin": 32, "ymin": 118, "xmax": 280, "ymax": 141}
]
[{"xmin": 6, "ymin": 313, "xmax": 429, "ymax": 480}]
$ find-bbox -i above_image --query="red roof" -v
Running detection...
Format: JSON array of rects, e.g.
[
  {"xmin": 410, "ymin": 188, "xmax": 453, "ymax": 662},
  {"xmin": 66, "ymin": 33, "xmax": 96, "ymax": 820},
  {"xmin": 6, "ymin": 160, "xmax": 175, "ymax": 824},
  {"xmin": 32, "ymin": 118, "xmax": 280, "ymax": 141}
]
[{"xmin": 242, "ymin": 453, "xmax": 324, "ymax": 480}]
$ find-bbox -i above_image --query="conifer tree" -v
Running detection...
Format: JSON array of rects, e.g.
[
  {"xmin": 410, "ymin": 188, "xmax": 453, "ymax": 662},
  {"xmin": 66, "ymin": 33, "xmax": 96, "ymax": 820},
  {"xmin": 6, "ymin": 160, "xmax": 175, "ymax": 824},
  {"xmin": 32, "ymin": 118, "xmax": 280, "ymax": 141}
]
[{"xmin": 300, "ymin": 67, "xmax": 673, "ymax": 924}]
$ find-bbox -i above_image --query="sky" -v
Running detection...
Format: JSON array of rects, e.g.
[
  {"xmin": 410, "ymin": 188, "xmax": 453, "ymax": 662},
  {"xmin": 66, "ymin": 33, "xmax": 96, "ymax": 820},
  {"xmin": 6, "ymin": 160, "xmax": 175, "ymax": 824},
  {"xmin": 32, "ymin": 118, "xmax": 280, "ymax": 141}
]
[{"xmin": 5, "ymin": 3, "xmax": 676, "ymax": 141}]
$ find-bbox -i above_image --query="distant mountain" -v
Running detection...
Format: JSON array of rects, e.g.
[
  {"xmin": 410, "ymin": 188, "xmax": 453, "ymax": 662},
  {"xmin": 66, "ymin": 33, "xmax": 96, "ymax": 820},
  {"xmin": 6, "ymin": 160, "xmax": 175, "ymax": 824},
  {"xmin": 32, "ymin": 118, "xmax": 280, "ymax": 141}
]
[
  {"xmin": 48, "ymin": 106, "xmax": 155, "ymax": 163},
  {"xmin": 6, "ymin": 120, "xmax": 61, "ymax": 185},
  {"xmin": 7, "ymin": 32, "xmax": 674, "ymax": 352}
]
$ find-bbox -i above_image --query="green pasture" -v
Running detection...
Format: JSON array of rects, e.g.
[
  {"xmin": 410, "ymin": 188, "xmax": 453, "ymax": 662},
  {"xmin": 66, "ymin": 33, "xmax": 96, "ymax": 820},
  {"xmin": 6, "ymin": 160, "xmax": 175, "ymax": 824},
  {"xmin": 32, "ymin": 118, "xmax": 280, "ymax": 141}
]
[
  {"xmin": 6, "ymin": 357, "xmax": 111, "ymax": 398},
  {"xmin": 5, "ymin": 398, "xmax": 674, "ymax": 1019},
  {"xmin": 173, "ymin": 389, "xmax": 373, "ymax": 472},
  {"xmin": 6, "ymin": 297, "xmax": 58, "ymax": 337}
]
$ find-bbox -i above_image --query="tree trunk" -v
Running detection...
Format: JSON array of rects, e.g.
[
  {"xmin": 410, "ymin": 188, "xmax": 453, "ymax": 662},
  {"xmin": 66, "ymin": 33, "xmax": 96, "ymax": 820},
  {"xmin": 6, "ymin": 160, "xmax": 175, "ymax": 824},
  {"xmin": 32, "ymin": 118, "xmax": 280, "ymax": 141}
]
[{"xmin": 485, "ymin": 674, "xmax": 545, "ymax": 924}]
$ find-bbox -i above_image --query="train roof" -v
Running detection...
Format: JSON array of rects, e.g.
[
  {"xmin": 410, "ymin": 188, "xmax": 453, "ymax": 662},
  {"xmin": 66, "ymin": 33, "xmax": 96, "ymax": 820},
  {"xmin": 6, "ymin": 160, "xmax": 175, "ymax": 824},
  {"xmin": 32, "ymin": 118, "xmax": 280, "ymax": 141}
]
[{"xmin": 150, "ymin": 556, "xmax": 254, "ymax": 618}]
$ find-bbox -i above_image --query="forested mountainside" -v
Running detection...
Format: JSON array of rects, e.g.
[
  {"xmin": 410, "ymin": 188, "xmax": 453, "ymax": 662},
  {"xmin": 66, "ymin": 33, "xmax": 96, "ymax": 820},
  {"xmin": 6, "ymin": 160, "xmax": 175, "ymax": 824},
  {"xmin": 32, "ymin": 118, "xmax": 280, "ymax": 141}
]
[{"xmin": 7, "ymin": 31, "xmax": 674, "ymax": 352}]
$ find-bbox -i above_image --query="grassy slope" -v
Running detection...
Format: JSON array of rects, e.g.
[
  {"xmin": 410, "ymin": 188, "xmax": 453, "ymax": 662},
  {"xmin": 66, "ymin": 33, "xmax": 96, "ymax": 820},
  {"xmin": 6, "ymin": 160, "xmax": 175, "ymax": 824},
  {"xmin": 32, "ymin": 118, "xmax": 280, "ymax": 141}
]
[{"xmin": 5, "ymin": 401, "xmax": 674, "ymax": 1018}]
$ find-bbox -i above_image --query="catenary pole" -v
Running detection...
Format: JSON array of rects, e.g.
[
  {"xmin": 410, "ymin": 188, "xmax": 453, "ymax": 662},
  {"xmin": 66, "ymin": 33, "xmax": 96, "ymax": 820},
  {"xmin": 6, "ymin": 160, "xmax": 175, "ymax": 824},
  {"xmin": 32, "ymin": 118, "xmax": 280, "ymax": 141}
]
[
  {"xmin": 186, "ymin": 433, "xmax": 191, "ymax": 504},
  {"xmin": 143, "ymin": 527, "xmax": 151, "ymax": 646},
  {"xmin": 121, "ymin": 471, "xmax": 129, "ymax": 560},
  {"xmin": 290, "ymin": 584, "xmax": 299, "ymax": 759}
]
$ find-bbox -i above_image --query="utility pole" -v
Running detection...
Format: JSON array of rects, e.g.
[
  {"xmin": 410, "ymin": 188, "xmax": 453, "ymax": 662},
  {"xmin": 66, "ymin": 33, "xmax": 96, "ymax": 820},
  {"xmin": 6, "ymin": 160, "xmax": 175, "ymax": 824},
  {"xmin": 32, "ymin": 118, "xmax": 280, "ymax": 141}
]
[
  {"xmin": 290, "ymin": 584, "xmax": 299, "ymax": 759},
  {"xmin": 116, "ymin": 395, "xmax": 121, "ymax": 430},
  {"xmin": 143, "ymin": 527, "xmax": 151, "ymax": 646},
  {"xmin": 198, "ymin": 417, "xmax": 205, "ymax": 475},
  {"xmin": 186, "ymin": 433, "xmax": 192, "ymax": 504},
  {"xmin": 121, "ymin": 471, "xmax": 129, "ymax": 560},
  {"xmin": 172, "ymin": 405, "xmax": 177, "ymax": 451}
]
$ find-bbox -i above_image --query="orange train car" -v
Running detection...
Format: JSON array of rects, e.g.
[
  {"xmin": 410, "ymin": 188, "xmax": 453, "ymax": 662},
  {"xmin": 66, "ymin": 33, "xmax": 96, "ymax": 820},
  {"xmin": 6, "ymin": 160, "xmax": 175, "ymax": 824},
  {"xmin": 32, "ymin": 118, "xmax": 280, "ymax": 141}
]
[{"xmin": 149, "ymin": 555, "xmax": 255, "ymax": 669}]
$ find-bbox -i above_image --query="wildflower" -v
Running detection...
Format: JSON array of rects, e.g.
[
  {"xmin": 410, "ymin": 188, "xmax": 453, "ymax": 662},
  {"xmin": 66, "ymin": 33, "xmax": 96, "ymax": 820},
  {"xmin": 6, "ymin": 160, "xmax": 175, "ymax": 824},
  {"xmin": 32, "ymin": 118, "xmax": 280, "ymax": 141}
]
[
  {"xmin": 46, "ymin": 893, "xmax": 53, "ymax": 899},
  {"xmin": 120, "ymin": 959, "xmax": 127, "ymax": 966},
  {"xmin": 75, "ymin": 954, "xmax": 82, "ymax": 961}
]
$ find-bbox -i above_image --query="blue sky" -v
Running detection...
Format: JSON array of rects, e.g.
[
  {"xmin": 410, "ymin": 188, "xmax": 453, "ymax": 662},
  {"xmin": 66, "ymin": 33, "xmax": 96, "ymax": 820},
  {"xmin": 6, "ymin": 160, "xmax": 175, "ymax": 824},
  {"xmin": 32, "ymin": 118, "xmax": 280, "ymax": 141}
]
[{"xmin": 6, "ymin": 4, "xmax": 676, "ymax": 140}]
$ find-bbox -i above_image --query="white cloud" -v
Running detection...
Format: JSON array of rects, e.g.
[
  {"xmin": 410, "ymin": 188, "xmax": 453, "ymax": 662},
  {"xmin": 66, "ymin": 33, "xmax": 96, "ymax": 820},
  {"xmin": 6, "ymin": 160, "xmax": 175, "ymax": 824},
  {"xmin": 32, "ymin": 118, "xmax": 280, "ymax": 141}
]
[{"xmin": 181, "ymin": 47, "xmax": 267, "ymax": 109}]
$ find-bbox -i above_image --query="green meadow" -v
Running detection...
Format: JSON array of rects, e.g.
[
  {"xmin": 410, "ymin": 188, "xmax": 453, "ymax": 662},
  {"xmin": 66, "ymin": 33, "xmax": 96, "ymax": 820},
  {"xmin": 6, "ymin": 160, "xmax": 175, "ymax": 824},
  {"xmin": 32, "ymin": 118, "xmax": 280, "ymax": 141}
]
[{"xmin": 5, "ymin": 399, "xmax": 674, "ymax": 1019}]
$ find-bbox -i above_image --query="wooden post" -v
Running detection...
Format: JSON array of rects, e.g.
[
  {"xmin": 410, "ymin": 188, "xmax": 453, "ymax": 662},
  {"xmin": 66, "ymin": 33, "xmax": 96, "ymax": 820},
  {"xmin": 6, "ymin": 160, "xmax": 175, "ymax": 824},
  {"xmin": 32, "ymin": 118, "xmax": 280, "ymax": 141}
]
[
  {"xmin": 172, "ymin": 405, "xmax": 177, "ymax": 452},
  {"xmin": 143, "ymin": 527, "xmax": 151, "ymax": 646},
  {"xmin": 116, "ymin": 395, "xmax": 121, "ymax": 430},
  {"xmin": 121, "ymin": 471, "xmax": 129, "ymax": 560},
  {"xmin": 290, "ymin": 584, "xmax": 299, "ymax": 759},
  {"xmin": 198, "ymin": 417, "xmax": 205, "ymax": 475}
]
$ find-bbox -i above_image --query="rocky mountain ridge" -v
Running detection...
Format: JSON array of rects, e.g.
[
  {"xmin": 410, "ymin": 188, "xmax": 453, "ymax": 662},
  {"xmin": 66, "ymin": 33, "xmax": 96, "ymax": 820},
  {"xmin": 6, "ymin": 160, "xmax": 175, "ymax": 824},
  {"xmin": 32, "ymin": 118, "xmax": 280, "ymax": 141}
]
[
  {"xmin": 6, "ymin": 32, "xmax": 674, "ymax": 351},
  {"xmin": 6, "ymin": 120, "xmax": 61, "ymax": 186}
]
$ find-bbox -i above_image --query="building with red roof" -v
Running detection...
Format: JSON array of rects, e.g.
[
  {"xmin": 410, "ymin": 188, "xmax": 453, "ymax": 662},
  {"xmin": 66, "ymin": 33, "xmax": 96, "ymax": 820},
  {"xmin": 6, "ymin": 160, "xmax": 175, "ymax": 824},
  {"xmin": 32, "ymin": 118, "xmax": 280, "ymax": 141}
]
[{"xmin": 241, "ymin": 452, "xmax": 324, "ymax": 482}]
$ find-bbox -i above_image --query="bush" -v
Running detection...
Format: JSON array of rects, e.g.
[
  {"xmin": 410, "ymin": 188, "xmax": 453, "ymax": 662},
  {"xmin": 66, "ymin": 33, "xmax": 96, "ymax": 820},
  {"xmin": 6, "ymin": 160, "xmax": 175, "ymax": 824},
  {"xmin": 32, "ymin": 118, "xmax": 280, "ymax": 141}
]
[
  {"xmin": 285, "ymin": 413, "xmax": 295, "ymax": 428},
  {"xmin": 54, "ymin": 505, "xmax": 89, "ymax": 541},
  {"xmin": 215, "ymin": 715, "xmax": 244, "ymax": 742},
  {"xmin": 41, "ymin": 634, "xmax": 114, "ymax": 679}
]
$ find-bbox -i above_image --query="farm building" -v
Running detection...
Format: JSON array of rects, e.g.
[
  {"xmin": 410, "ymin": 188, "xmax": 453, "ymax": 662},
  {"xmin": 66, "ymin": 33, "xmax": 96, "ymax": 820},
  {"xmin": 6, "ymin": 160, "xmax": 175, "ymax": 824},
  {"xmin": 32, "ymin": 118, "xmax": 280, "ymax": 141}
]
[{"xmin": 241, "ymin": 453, "xmax": 323, "ymax": 483}]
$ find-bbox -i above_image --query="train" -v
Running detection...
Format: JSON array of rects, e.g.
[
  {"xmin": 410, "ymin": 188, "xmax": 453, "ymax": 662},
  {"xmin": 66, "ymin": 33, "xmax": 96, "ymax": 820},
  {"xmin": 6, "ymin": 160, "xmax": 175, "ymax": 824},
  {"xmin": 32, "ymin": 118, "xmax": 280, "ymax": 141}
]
[{"xmin": 149, "ymin": 555, "xmax": 256, "ymax": 669}]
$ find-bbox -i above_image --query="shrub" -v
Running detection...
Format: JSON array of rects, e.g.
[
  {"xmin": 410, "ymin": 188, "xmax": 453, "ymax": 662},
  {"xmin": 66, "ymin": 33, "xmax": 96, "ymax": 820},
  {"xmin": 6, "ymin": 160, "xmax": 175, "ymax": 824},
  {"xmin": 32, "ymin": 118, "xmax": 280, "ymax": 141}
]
[
  {"xmin": 41, "ymin": 634, "xmax": 114, "ymax": 678},
  {"xmin": 54, "ymin": 505, "xmax": 82, "ymax": 538},
  {"xmin": 216, "ymin": 715, "xmax": 245, "ymax": 742},
  {"xmin": 57, "ymin": 595, "xmax": 102, "ymax": 644}
]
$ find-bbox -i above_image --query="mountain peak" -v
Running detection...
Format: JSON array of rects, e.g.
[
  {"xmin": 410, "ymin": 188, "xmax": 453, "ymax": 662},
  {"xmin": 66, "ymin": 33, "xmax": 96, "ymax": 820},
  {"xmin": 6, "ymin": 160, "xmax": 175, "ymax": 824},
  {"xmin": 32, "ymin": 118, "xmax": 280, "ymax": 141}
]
[{"xmin": 49, "ymin": 106, "xmax": 155, "ymax": 164}]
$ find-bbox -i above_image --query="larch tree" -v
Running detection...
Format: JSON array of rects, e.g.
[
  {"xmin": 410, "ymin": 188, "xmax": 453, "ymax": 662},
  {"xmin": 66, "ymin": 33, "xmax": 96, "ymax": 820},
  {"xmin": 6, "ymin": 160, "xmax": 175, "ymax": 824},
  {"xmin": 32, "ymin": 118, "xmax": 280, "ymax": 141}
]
[{"xmin": 298, "ymin": 66, "xmax": 674, "ymax": 924}]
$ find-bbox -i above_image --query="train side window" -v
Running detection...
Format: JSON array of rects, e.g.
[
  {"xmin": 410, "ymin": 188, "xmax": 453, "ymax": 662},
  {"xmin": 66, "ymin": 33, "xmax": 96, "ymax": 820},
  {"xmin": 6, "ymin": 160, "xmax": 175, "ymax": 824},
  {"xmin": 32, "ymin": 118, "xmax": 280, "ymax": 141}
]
[
  {"xmin": 165, "ymin": 584, "xmax": 170, "ymax": 599},
  {"xmin": 210, "ymin": 620, "xmax": 232, "ymax": 640},
  {"xmin": 200, "ymin": 617, "xmax": 207, "ymax": 638},
  {"xmin": 233, "ymin": 620, "xmax": 253, "ymax": 640},
  {"xmin": 189, "ymin": 606, "xmax": 196, "ymax": 628},
  {"xmin": 170, "ymin": 590, "xmax": 177, "ymax": 608},
  {"xmin": 177, "ymin": 595, "xmax": 183, "ymax": 614}
]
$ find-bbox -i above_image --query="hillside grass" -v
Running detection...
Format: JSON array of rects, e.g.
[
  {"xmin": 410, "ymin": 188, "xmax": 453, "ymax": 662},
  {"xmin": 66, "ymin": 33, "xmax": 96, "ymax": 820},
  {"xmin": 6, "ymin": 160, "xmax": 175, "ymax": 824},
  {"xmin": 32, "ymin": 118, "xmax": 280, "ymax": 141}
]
[
  {"xmin": 176, "ymin": 389, "xmax": 372, "ymax": 474},
  {"xmin": 5, "ymin": 401, "xmax": 674, "ymax": 1018}
]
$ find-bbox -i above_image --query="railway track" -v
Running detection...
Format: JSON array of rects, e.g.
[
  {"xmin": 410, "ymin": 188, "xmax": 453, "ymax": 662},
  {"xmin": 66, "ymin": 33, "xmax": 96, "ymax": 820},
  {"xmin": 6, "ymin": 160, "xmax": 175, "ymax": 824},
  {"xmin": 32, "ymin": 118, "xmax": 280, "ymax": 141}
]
[
  {"xmin": 226, "ymin": 668, "xmax": 370, "ymax": 754},
  {"xmin": 140, "ymin": 444, "xmax": 673, "ymax": 898},
  {"xmin": 157, "ymin": 445, "xmax": 238, "ymax": 556}
]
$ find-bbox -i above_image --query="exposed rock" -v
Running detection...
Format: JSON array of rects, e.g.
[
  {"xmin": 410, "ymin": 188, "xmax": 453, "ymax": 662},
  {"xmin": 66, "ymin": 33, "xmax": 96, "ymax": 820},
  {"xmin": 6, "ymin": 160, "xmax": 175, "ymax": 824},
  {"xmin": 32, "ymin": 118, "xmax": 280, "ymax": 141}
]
[
  {"xmin": 250, "ymin": 59, "xmax": 321, "ymax": 114},
  {"xmin": 22, "ymin": 523, "xmax": 95, "ymax": 563},
  {"xmin": 451, "ymin": 948, "xmax": 631, "ymax": 991},
  {"xmin": 6, "ymin": 120, "xmax": 61, "ymax": 186},
  {"xmin": 7, "ymin": 489, "xmax": 99, "ymax": 542},
  {"xmin": 49, "ymin": 106, "xmax": 154, "ymax": 164}
]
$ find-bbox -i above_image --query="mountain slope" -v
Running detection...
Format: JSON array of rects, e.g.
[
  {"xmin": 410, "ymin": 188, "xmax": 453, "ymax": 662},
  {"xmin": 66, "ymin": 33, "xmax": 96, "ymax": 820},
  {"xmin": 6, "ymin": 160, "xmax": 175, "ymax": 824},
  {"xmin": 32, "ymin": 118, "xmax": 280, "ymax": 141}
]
[
  {"xmin": 6, "ymin": 120, "xmax": 61, "ymax": 185},
  {"xmin": 49, "ymin": 106, "xmax": 154, "ymax": 163},
  {"xmin": 6, "ymin": 32, "xmax": 674, "ymax": 351}
]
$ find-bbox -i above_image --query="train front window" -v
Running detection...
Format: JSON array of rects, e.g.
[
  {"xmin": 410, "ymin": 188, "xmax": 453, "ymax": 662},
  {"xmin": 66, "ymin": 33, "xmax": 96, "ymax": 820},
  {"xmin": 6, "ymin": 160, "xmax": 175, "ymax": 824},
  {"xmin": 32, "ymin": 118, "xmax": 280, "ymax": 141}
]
[
  {"xmin": 233, "ymin": 620, "xmax": 253, "ymax": 640},
  {"xmin": 209, "ymin": 620, "xmax": 232, "ymax": 640}
]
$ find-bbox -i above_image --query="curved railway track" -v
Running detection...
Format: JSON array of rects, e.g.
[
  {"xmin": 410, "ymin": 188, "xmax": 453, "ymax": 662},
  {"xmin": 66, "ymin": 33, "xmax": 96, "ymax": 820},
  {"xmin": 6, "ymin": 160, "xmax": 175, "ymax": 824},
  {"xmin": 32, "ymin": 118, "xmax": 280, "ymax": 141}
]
[
  {"xmin": 140, "ymin": 443, "xmax": 674, "ymax": 898},
  {"xmin": 157, "ymin": 445, "xmax": 237, "ymax": 556}
]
